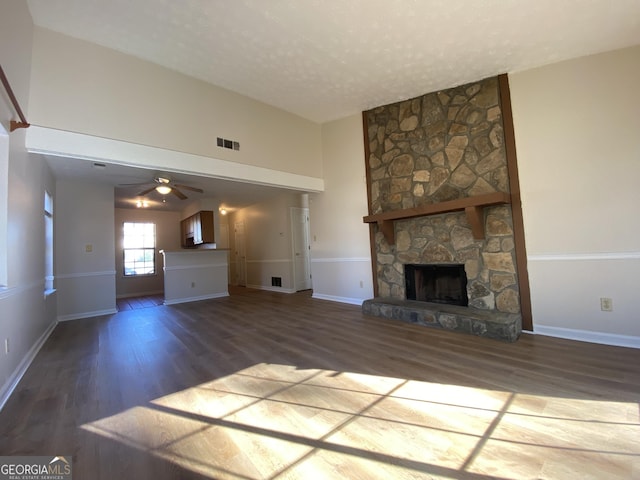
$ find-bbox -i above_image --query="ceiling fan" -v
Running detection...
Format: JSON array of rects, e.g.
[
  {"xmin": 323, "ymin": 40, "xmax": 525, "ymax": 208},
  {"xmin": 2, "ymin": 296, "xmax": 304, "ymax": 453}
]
[{"xmin": 123, "ymin": 176, "xmax": 204, "ymax": 200}]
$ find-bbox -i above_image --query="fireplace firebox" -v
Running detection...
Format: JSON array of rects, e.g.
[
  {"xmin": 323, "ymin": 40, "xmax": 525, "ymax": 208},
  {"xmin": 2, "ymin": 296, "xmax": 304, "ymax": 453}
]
[{"xmin": 405, "ymin": 264, "xmax": 468, "ymax": 307}]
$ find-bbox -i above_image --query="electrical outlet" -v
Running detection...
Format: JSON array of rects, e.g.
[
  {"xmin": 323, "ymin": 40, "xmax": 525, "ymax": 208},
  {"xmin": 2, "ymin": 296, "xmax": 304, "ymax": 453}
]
[
  {"xmin": 359, "ymin": 280, "xmax": 364, "ymax": 288},
  {"xmin": 191, "ymin": 282, "xmax": 195, "ymax": 288},
  {"xmin": 600, "ymin": 297, "xmax": 613, "ymax": 312}
]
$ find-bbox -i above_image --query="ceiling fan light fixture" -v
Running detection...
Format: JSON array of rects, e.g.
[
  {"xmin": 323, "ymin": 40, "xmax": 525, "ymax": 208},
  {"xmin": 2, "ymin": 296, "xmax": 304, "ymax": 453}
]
[{"xmin": 155, "ymin": 185, "xmax": 172, "ymax": 195}]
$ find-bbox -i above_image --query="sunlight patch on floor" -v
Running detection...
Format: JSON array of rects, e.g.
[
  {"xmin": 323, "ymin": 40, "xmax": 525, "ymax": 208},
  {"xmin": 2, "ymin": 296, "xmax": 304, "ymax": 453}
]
[{"xmin": 81, "ymin": 363, "xmax": 640, "ymax": 479}]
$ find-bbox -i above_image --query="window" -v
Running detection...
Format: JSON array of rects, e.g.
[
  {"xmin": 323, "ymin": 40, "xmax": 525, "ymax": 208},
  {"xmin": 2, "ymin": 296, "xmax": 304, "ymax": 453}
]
[
  {"xmin": 123, "ymin": 222, "xmax": 156, "ymax": 276},
  {"xmin": 44, "ymin": 190, "xmax": 54, "ymax": 292}
]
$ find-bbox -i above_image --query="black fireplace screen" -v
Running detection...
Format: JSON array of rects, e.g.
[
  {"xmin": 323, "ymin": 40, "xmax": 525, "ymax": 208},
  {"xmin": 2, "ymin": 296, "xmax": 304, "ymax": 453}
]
[{"xmin": 405, "ymin": 264, "xmax": 468, "ymax": 306}]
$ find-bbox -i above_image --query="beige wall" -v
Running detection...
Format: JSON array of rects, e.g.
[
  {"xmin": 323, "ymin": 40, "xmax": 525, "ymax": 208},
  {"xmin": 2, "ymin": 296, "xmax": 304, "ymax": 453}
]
[
  {"xmin": 28, "ymin": 27, "xmax": 323, "ymax": 179},
  {"xmin": 309, "ymin": 114, "xmax": 373, "ymax": 304},
  {"xmin": 0, "ymin": 0, "xmax": 58, "ymax": 407},
  {"xmin": 55, "ymin": 180, "xmax": 116, "ymax": 320},
  {"xmin": 114, "ymin": 208, "xmax": 181, "ymax": 298},
  {"xmin": 162, "ymin": 250, "xmax": 229, "ymax": 305},
  {"xmin": 510, "ymin": 45, "xmax": 640, "ymax": 344}
]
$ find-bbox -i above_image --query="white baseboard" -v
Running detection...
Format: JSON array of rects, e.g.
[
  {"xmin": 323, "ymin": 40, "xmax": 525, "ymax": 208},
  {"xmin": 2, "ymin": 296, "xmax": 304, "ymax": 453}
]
[
  {"xmin": 164, "ymin": 292, "xmax": 229, "ymax": 305},
  {"xmin": 246, "ymin": 284, "xmax": 296, "ymax": 294},
  {"xmin": 58, "ymin": 308, "xmax": 118, "ymax": 322},
  {"xmin": 0, "ymin": 320, "xmax": 57, "ymax": 412},
  {"xmin": 312, "ymin": 293, "xmax": 364, "ymax": 306},
  {"xmin": 534, "ymin": 325, "xmax": 640, "ymax": 349}
]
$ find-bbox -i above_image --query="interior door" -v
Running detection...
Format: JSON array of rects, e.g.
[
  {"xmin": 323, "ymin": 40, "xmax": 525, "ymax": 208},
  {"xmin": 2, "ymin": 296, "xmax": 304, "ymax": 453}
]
[
  {"xmin": 234, "ymin": 221, "xmax": 247, "ymax": 286},
  {"xmin": 291, "ymin": 207, "xmax": 312, "ymax": 291}
]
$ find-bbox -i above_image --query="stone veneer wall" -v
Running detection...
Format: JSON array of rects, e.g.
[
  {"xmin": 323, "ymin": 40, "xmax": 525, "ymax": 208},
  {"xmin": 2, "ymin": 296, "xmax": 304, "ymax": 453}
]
[{"xmin": 365, "ymin": 76, "xmax": 521, "ymax": 314}]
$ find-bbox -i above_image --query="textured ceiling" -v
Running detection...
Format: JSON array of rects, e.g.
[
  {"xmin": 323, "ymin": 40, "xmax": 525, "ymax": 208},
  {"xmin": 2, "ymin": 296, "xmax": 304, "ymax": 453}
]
[
  {"xmin": 25, "ymin": 0, "xmax": 640, "ymax": 211},
  {"xmin": 26, "ymin": 0, "xmax": 640, "ymax": 123}
]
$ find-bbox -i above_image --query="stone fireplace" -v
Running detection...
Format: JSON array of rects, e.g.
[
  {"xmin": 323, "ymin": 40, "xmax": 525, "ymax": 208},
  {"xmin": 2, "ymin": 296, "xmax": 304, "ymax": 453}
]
[{"xmin": 361, "ymin": 76, "xmax": 523, "ymax": 341}]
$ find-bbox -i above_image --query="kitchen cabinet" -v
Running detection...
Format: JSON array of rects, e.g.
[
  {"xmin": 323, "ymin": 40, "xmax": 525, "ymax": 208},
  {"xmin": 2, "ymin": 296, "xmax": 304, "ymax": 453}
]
[{"xmin": 181, "ymin": 210, "xmax": 214, "ymax": 247}]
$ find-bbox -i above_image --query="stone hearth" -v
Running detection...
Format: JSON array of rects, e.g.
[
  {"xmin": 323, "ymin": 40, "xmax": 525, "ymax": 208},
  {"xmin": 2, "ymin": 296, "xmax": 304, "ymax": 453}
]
[{"xmin": 362, "ymin": 298, "xmax": 521, "ymax": 342}]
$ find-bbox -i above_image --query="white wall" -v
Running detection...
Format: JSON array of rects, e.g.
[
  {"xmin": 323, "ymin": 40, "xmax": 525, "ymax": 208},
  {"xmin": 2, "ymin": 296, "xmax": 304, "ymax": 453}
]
[
  {"xmin": 114, "ymin": 208, "xmax": 181, "ymax": 298},
  {"xmin": 509, "ymin": 45, "xmax": 640, "ymax": 347},
  {"xmin": 162, "ymin": 250, "xmax": 229, "ymax": 305},
  {"xmin": 309, "ymin": 114, "xmax": 374, "ymax": 305},
  {"xmin": 0, "ymin": 0, "xmax": 58, "ymax": 409},
  {"xmin": 28, "ymin": 27, "xmax": 323, "ymax": 180},
  {"xmin": 55, "ymin": 181, "xmax": 117, "ymax": 320}
]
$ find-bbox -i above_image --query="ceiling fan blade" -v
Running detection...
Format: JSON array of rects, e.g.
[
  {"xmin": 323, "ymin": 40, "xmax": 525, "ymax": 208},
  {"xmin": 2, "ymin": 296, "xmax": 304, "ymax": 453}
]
[
  {"xmin": 173, "ymin": 184, "xmax": 204, "ymax": 194},
  {"xmin": 137, "ymin": 186, "xmax": 157, "ymax": 196},
  {"xmin": 171, "ymin": 188, "xmax": 187, "ymax": 200}
]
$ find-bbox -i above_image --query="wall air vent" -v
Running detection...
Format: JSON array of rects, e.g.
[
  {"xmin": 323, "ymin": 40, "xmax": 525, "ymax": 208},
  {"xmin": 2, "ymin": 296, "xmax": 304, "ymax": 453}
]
[{"xmin": 217, "ymin": 137, "xmax": 240, "ymax": 151}]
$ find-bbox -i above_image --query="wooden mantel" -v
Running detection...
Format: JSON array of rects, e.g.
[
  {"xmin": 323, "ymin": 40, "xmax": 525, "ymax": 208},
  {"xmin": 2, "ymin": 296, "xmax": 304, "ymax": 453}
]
[{"xmin": 363, "ymin": 192, "xmax": 511, "ymax": 245}]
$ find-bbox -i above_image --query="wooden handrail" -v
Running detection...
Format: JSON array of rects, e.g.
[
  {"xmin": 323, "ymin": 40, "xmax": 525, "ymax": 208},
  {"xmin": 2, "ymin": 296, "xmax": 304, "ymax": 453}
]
[
  {"xmin": 0, "ymin": 64, "xmax": 30, "ymax": 132},
  {"xmin": 363, "ymin": 192, "xmax": 511, "ymax": 244}
]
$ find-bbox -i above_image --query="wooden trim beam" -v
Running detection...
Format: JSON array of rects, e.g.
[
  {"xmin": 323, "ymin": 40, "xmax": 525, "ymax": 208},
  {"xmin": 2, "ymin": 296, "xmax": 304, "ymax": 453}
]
[
  {"xmin": 10, "ymin": 121, "xmax": 30, "ymax": 132},
  {"xmin": 498, "ymin": 73, "xmax": 533, "ymax": 331},
  {"xmin": 363, "ymin": 192, "xmax": 510, "ymax": 224},
  {"xmin": 378, "ymin": 220, "xmax": 395, "ymax": 245},
  {"xmin": 465, "ymin": 206, "xmax": 485, "ymax": 239},
  {"xmin": 363, "ymin": 192, "xmax": 510, "ymax": 244},
  {"xmin": 0, "ymin": 65, "xmax": 30, "ymax": 132},
  {"xmin": 362, "ymin": 111, "xmax": 379, "ymax": 297}
]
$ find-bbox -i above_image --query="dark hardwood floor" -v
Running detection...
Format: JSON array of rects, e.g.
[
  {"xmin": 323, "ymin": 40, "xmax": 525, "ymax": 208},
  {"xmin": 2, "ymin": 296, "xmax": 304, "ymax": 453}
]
[
  {"xmin": 116, "ymin": 294, "xmax": 164, "ymax": 311},
  {"xmin": 0, "ymin": 286, "xmax": 638, "ymax": 479}
]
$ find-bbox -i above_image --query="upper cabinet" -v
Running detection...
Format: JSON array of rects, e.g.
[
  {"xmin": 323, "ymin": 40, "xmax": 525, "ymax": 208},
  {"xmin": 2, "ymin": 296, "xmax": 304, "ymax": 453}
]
[{"xmin": 181, "ymin": 210, "xmax": 214, "ymax": 248}]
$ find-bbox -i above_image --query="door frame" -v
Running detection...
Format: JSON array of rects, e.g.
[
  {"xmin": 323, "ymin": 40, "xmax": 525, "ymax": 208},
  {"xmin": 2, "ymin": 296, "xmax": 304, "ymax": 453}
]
[{"xmin": 290, "ymin": 207, "xmax": 312, "ymax": 291}]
